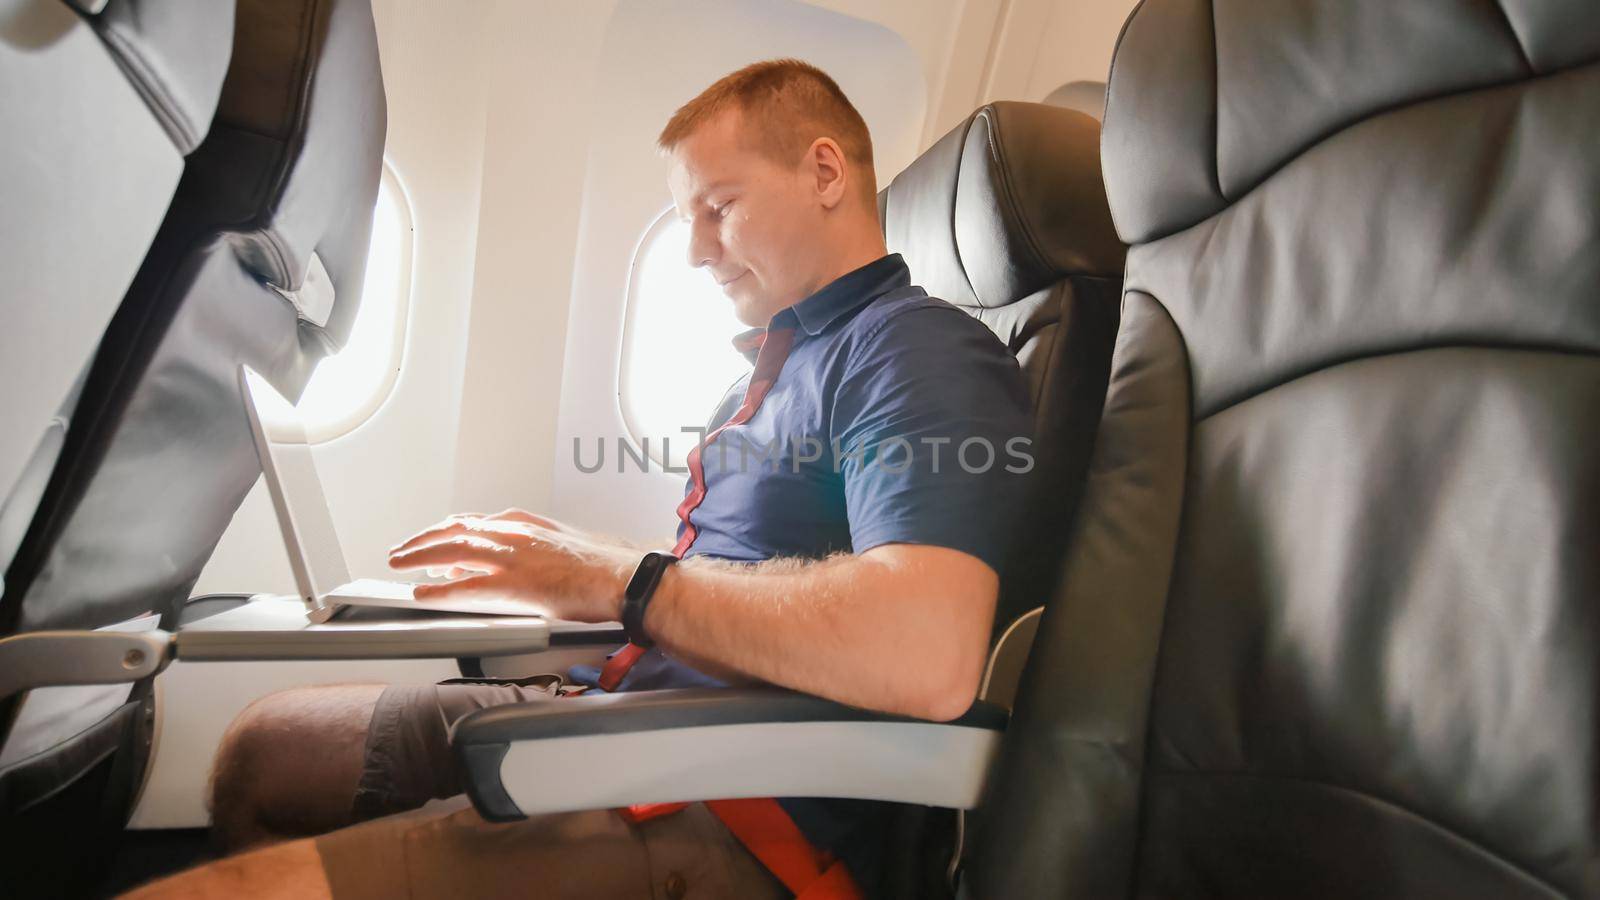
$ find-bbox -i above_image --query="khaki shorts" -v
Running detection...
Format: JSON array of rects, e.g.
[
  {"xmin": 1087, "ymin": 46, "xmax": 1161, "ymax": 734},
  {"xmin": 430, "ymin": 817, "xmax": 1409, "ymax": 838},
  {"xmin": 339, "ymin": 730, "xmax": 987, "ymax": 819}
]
[{"xmin": 314, "ymin": 678, "xmax": 789, "ymax": 900}]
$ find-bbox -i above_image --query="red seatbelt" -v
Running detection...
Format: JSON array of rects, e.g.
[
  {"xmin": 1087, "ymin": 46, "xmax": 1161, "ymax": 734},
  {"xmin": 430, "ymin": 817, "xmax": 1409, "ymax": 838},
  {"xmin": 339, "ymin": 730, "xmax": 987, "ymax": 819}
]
[
  {"xmin": 617, "ymin": 799, "xmax": 863, "ymax": 899},
  {"xmin": 598, "ymin": 326, "xmax": 856, "ymax": 897},
  {"xmin": 598, "ymin": 326, "xmax": 796, "ymax": 692},
  {"xmin": 596, "ymin": 642, "xmax": 649, "ymax": 690}
]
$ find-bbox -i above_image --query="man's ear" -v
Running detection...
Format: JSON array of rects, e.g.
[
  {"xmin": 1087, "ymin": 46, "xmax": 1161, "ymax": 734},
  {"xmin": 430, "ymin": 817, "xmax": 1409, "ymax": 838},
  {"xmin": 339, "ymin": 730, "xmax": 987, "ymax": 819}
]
[{"xmin": 808, "ymin": 137, "xmax": 849, "ymax": 210}]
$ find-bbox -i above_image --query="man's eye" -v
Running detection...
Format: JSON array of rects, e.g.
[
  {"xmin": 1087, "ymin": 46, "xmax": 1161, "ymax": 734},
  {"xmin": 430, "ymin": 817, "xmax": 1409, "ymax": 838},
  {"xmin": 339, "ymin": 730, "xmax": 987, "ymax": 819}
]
[{"xmin": 714, "ymin": 202, "xmax": 733, "ymax": 219}]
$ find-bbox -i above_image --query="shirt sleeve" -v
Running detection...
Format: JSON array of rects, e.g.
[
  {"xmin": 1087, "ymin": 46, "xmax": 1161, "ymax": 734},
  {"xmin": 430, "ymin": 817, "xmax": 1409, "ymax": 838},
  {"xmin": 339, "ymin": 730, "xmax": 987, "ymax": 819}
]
[{"xmin": 830, "ymin": 303, "xmax": 1035, "ymax": 573}]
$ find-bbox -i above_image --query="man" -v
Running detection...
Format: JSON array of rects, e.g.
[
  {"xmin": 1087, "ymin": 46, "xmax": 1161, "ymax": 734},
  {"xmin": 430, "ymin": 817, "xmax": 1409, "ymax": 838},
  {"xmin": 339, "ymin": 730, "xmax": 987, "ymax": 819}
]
[{"xmin": 129, "ymin": 59, "xmax": 1032, "ymax": 899}]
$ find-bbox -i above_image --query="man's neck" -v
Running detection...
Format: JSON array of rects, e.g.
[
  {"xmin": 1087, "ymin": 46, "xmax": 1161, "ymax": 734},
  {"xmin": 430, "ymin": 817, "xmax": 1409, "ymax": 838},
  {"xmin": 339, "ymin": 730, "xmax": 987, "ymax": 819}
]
[{"xmin": 802, "ymin": 224, "xmax": 891, "ymax": 299}]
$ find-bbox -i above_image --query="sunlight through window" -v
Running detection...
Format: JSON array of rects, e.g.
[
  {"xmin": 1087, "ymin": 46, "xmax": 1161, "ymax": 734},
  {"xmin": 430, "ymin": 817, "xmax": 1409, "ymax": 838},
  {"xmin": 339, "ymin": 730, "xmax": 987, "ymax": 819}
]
[
  {"xmin": 619, "ymin": 208, "xmax": 750, "ymax": 470},
  {"xmin": 297, "ymin": 161, "xmax": 413, "ymax": 442}
]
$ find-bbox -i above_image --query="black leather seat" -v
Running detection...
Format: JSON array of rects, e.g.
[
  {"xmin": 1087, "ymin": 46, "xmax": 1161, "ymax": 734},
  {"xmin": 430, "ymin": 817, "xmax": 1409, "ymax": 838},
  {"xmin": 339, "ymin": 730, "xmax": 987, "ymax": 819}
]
[
  {"xmin": 0, "ymin": 0, "xmax": 385, "ymax": 893},
  {"xmin": 878, "ymin": 101, "xmax": 1126, "ymax": 897},
  {"xmin": 966, "ymin": 1, "xmax": 1600, "ymax": 897},
  {"xmin": 882, "ymin": 101, "xmax": 1126, "ymax": 647}
]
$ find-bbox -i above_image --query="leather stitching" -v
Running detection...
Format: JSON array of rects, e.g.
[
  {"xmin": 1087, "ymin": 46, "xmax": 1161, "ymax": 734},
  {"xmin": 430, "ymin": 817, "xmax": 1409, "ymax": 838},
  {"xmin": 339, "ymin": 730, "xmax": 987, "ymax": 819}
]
[
  {"xmin": 253, "ymin": 0, "xmax": 324, "ymax": 289},
  {"xmin": 1115, "ymin": 289, "xmax": 1196, "ymax": 899},
  {"xmin": 98, "ymin": 25, "xmax": 195, "ymax": 152},
  {"xmin": 1196, "ymin": 340, "xmax": 1600, "ymax": 422},
  {"xmin": 1209, "ymin": 0, "xmax": 1224, "ymax": 200},
  {"xmin": 1101, "ymin": 0, "xmax": 1154, "ymax": 242},
  {"xmin": 980, "ymin": 107, "xmax": 1054, "ymax": 311},
  {"xmin": 944, "ymin": 115, "xmax": 982, "ymax": 308},
  {"xmin": 1130, "ymin": 54, "xmax": 1600, "ymax": 245}
]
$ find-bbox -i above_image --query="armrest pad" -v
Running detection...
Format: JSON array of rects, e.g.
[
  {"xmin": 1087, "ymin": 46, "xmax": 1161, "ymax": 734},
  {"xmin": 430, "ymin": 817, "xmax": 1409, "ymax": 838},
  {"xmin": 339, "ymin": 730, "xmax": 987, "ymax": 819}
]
[{"xmin": 453, "ymin": 688, "xmax": 1007, "ymax": 821}]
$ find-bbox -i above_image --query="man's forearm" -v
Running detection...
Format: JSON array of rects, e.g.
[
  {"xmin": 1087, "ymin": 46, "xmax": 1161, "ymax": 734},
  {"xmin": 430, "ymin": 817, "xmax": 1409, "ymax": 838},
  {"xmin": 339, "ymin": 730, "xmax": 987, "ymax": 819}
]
[
  {"xmin": 385, "ymin": 515, "xmax": 999, "ymax": 720},
  {"xmin": 642, "ymin": 546, "xmax": 997, "ymax": 721}
]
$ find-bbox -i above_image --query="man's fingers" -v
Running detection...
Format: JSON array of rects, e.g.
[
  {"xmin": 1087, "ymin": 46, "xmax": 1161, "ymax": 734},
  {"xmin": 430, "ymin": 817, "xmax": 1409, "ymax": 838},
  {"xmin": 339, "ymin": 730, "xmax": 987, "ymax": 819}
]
[
  {"xmin": 491, "ymin": 508, "xmax": 557, "ymax": 528},
  {"xmin": 388, "ymin": 537, "xmax": 512, "ymax": 572},
  {"xmin": 413, "ymin": 576, "xmax": 500, "ymax": 602},
  {"xmin": 413, "ymin": 576, "xmax": 548, "ymax": 615},
  {"xmin": 390, "ymin": 520, "xmax": 534, "ymax": 556}
]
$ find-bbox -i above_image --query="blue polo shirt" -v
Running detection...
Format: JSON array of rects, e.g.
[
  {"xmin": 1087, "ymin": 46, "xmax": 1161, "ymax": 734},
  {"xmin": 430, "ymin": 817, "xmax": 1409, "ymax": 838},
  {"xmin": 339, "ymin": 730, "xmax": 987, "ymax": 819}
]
[{"xmin": 571, "ymin": 253, "xmax": 1033, "ymax": 893}]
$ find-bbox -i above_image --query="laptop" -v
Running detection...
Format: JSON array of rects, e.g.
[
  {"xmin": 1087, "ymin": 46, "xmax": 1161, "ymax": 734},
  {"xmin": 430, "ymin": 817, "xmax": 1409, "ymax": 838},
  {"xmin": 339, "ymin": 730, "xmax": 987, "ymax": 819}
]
[{"xmin": 240, "ymin": 365, "xmax": 537, "ymax": 623}]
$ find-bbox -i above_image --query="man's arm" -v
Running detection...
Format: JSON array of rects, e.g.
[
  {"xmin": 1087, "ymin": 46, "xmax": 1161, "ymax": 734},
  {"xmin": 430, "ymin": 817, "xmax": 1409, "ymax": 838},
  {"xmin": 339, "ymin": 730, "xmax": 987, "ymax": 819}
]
[
  {"xmin": 387, "ymin": 515, "xmax": 997, "ymax": 722},
  {"xmin": 647, "ymin": 545, "xmax": 997, "ymax": 721}
]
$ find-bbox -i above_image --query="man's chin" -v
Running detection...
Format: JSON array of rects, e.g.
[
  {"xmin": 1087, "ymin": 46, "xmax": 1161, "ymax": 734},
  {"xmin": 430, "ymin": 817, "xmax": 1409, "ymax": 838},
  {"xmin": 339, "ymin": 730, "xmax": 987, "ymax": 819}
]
[
  {"xmin": 728, "ymin": 288, "xmax": 769, "ymax": 328},
  {"xmin": 730, "ymin": 286, "xmax": 801, "ymax": 328},
  {"xmin": 732, "ymin": 305, "xmax": 766, "ymax": 329}
]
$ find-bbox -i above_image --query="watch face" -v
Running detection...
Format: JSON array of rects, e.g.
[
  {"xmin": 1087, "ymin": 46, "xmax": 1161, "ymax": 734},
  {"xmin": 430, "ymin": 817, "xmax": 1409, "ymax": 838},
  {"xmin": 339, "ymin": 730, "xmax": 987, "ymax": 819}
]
[{"xmin": 627, "ymin": 552, "xmax": 672, "ymax": 599}]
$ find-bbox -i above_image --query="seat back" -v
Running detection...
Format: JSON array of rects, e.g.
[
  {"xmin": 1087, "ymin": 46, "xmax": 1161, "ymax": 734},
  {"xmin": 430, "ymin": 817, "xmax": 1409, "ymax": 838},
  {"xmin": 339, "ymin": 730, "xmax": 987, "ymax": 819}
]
[
  {"xmin": 0, "ymin": 0, "xmax": 384, "ymax": 892},
  {"xmin": 881, "ymin": 102, "xmax": 1127, "ymax": 640},
  {"xmin": 876, "ymin": 102, "xmax": 1125, "ymax": 899},
  {"xmin": 968, "ymin": 2, "xmax": 1600, "ymax": 897},
  {"xmin": 1, "ymin": 0, "xmax": 386, "ymax": 639},
  {"xmin": 0, "ymin": 0, "xmax": 234, "ymax": 571}
]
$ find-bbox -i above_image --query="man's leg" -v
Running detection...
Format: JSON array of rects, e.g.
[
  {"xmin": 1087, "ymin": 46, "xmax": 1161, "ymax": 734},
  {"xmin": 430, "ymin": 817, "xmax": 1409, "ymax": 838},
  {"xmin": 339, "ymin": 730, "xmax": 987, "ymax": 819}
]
[
  {"xmin": 209, "ymin": 678, "xmax": 566, "ymax": 851},
  {"xmin": 121, "ymin": 836, "xmax": 332, "ymax": 900},
  {"xmin": 209, "ymin": 684, "xmax": 387, "ymax": 850},
  {"xmin": 125, "ymin": 798, "xmax": 790, "ymax": 900}
]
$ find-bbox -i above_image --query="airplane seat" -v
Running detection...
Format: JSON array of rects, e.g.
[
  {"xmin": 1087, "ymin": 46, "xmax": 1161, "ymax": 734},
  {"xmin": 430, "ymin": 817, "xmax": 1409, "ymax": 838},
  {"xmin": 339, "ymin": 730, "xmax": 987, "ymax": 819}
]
[
  {"xmin": 0, "ymin": 0, "xmax": 385, "ymax": 893},
  {"xmin": 964, "ymin": 1, "xmax": 1600, "ymax": 897},
  {"xmin": 880, "ymin": 100, "xmax": 1126, "ymax": 653},
  {"xmin": 875, "ymin": 100, "xmax": 1126, "ymax": 895},
  {"xmin": 1041, "ymin": 80, "xmax": 1107, "ymax": 122},
  {"xmin": 0, "ymin": 0, "xmax": 235, "ymax": 572}
]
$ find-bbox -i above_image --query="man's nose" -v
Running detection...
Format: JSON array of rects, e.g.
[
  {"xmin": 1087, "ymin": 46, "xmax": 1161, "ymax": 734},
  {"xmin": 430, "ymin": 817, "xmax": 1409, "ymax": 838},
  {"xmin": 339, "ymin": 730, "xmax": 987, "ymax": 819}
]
[{"xmin": 686, "ymin": 221, "xmax": 718, "ymax": 269}]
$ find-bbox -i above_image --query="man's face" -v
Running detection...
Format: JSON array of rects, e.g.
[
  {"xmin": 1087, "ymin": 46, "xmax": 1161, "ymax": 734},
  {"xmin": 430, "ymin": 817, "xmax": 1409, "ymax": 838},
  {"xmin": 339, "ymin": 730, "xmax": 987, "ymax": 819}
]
[{"xmin": 667, "ymin": 110, "xmax": 827, "ymax": 328}]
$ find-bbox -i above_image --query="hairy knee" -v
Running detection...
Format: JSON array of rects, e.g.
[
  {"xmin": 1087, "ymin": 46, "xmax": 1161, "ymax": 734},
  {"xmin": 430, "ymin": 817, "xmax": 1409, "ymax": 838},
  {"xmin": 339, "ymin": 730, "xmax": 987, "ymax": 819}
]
[
  {"xmin": 207, "ymin": 685, "xmax": 383, "ymax": 843},
  {"xmin": 210, "ymin": 690, "xmax": 311, "ymax": 819}
]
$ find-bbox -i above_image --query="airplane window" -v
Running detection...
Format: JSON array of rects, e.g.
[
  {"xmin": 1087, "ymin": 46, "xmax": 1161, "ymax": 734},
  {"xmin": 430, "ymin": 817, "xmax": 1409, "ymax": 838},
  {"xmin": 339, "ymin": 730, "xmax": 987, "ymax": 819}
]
[
  {"xmin": 296, "ymin": 160, "xmax": 413, "ymax": 442},
  {"xmin": 619, "ymin": 207, "xmax": 750, "ymax": 470}
]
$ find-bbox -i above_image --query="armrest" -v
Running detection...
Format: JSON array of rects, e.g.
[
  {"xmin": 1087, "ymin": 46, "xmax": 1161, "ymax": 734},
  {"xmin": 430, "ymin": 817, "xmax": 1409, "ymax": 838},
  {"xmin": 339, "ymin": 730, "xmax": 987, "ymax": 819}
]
[{"xmin": 452, "ymin": 687, "xmax": 1007, "ymax": 822}]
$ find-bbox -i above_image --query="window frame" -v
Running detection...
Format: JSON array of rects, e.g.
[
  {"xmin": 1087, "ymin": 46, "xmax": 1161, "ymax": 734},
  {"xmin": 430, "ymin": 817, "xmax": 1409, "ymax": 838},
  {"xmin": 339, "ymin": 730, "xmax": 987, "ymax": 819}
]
[
  {"xmin": 302, "ymin": 158, "xmax": 415, "ymax": 444},
  {"xmin": 616, "ymin": 205, "xmax": 750, "ymax": 470}
]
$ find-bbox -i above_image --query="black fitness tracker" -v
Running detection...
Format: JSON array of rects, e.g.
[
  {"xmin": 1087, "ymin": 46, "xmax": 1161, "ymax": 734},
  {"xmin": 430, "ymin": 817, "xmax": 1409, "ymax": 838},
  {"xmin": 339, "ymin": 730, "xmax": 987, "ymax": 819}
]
[{"xmin": 621, "ymin": 551, "xmax": 677, "ymax": 648}]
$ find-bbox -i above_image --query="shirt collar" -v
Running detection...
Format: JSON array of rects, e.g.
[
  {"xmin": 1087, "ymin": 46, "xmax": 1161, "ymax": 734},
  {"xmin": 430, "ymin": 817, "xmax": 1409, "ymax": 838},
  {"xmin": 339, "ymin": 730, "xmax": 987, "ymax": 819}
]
[{"xmin": 729, "ymin": 254, "xmax": 911, "ymax": 363}]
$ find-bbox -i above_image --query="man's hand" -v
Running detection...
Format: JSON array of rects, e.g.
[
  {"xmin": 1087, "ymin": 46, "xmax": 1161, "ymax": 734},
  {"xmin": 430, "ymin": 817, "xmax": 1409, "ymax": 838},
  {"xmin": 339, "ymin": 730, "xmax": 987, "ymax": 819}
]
[{"xmin": 387, "ymin": 509, "xmax": 635, "ymax": 622}]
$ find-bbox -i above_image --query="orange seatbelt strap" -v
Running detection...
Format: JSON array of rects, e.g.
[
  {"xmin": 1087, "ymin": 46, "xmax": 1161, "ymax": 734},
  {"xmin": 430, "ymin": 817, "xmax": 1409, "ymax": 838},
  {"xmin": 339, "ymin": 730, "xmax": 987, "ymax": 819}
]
[
  {"xmin": 596, "ymin": 642, "xmax": 649, "ymax": 691},
  {"xmin": 598, "ymin": 326, "xmax": 796, "ymax": 693},
  {"xmin": 605, "ymin": 325, "xmax": 857, "ymax": 896},
  {"xmin": 617, "ymin": 799, "xmax": 863, "ymax": 899},
  {"xmin": 704, "ymin": 798, "xmax": 864, "ymax": 899}
]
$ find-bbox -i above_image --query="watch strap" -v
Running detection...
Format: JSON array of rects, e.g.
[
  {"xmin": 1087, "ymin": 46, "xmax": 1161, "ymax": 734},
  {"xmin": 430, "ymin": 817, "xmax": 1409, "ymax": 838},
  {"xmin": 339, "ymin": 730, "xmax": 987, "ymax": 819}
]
[{"xmin": 621, "ymin": 551, "xmax": 676, "ymax": 649}]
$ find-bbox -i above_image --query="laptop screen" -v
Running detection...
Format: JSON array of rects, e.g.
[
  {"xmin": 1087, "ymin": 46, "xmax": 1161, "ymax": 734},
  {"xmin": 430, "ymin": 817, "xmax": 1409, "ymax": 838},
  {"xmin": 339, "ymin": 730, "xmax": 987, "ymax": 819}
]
[{"xmin": 239, "ymin": 366, "xmax": 352, "ymax": 603}]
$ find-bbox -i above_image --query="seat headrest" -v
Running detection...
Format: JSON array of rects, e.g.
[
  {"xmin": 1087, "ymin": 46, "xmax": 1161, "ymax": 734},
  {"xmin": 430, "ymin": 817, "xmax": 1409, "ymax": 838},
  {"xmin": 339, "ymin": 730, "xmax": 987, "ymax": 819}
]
[
  {"xmin": 1102, "ymin": 0, "xmax": 1600, "ymax": 245},
  {"xmin": 881, "ymin": 101, "xmax": 1124, "ymax": 310},
  {"xmin": 199, "ymin": 0, "xmax": 387, "ymax": 351}
]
